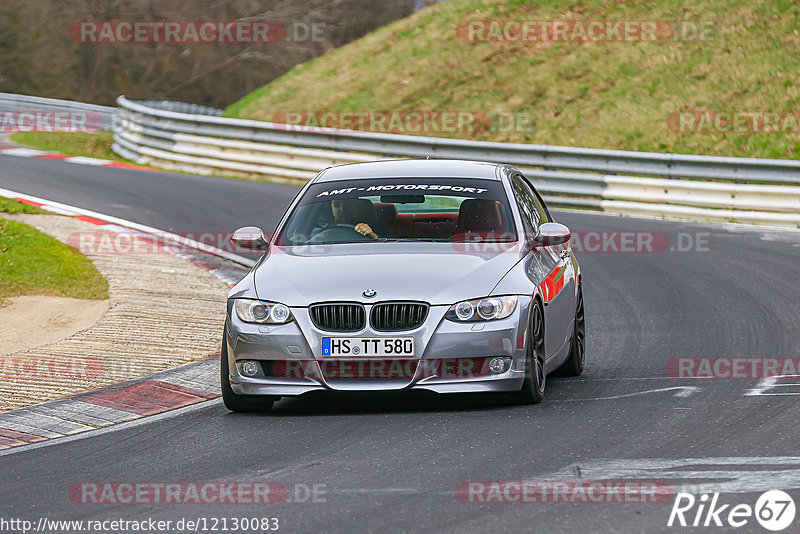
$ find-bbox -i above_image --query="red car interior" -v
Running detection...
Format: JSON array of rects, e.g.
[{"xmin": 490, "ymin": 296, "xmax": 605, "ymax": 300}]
[{"xmin": 371, "ymin": 200, "xmax": 506, "ymax": 239}]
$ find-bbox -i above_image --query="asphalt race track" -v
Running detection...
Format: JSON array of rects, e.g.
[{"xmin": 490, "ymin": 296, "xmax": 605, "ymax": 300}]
[{"xmin": 2, "ymin": 154, "xmax": 800, "ymax": 533}]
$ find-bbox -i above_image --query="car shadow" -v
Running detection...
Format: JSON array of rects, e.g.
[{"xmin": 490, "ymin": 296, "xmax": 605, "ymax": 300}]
[
  {"xmin": 230, "ymin": 377, "xmax": 574, "ymax": 417},
  {"xmin": 267, "ymin": 390, "xmax": 510, "ymax": 416}
]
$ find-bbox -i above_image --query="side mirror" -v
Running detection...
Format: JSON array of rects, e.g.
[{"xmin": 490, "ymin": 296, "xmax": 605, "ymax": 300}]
[
  {"xmin": 532, "ymin": 222, "xmax": 571, "ymax": 247},
  {"xmin": 230, "ymin": 226, "xmax": 268, "ymax": 250}
]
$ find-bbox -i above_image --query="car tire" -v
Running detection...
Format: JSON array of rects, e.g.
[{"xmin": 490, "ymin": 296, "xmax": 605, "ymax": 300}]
[
  {"xmin": 220, "ymin": 339, "xmax": 279, "ymax": 413},
  {"xmin": 511, "ymin": 299, "xmax": 546, "ymax": 405},
  {"xmin": 554, "ymin": 284, "xmax": 585, "ymax": 377}
]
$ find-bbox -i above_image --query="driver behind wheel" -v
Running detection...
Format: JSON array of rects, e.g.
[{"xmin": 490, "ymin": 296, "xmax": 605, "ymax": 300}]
[{"xmin": 331, "ymin": 198, "xmax": 379, "ymax": 239}]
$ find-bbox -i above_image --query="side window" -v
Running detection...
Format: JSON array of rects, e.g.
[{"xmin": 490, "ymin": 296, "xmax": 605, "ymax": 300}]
[
  {"xmin": 527, "ymin": 180, "xmax": 551, "ymax": 223},
  {"xmin": 511, "ymin": 175, "xmax": 544, "ymax": 232}
]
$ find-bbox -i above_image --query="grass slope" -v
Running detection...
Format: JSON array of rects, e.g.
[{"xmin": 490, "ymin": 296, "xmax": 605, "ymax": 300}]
[
  {"xmin": 225, "ymin": 0, "xmax": 800, "ymax": 159},
  {"xmin": 0, "ymin": 198, "xmax": 108, "ymax": 302},
  {"xmin": 0, "ymin": 198, "xmax": 45, "ymax": 215},
  {"xmin": 9, "ymin": 132, "xmax": 117, "ymax": 160}
]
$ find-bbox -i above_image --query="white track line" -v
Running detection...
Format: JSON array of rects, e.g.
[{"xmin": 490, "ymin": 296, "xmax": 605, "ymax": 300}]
[{"xmin": 0, "ymin": 186, "xmax": 255, "ymax": 267}]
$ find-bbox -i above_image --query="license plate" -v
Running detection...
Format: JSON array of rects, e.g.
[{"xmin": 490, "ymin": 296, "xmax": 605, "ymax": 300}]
[{"xmin": 321, "ymin": 337, "xmax": 414, "ymax": 357}]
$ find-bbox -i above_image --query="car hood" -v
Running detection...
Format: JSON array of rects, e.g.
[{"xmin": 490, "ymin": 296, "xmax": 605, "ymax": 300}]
[{"xmin": 253, "ymin": 243, "xmax": 523, "ymax": 306}]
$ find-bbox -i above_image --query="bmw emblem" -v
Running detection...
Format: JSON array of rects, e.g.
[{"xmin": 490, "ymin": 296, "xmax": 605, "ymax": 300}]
[{"xmin": 363, "ymin": 289, "xmax": 377, "ymax": 298}]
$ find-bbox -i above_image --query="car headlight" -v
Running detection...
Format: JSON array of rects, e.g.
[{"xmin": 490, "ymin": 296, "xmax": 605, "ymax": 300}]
[
  {"xmin": 234, "ymin": 299, "xmax": 293, "ymax": 324},
  {"xmin": 445, "ymin": 296, "xmax": 518, "ymax": 322}
]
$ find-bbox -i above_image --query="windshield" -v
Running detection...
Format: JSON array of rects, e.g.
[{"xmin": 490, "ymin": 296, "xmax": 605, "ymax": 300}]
[{"xmin": 276, "ymin": 177, "xmax": 517, "ymax": 245}]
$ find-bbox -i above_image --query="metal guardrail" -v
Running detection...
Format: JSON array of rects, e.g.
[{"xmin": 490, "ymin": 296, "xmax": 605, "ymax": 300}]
[
  {"xmin": 0, "ymin": 92, "xmax": 115, "ymax": 132},
  {"xmin": 1, "ymin": 92, "xmax": 796, "ymax": 226},
  {"xmin": 113, "ymin": 96, "xmax": 800, "ymax": 227},
  {"xmin": 135, "ymin": 100, "xmax": 223, "ymax": 117}
]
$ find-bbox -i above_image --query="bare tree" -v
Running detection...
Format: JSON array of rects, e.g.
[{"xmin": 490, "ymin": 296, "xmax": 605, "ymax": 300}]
[{"xmin": 0, "ymin": 0, "xmax": 415, "ymax": 107}]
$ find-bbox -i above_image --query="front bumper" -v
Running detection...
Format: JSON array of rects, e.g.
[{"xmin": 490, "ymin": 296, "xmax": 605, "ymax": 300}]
[{"xmin": 226, "ymin": 298, "xmax": 531, "ymax": 396}]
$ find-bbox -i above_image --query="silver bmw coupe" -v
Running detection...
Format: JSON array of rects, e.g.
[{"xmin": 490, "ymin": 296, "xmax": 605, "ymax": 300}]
[{"xmin": 222, "ymin": 160, "xmax": 584, "ymax": 411}]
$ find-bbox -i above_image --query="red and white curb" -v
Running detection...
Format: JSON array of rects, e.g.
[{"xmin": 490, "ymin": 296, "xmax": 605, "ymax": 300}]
[
  {"xmin": 0, "ymin": 358, "xmax": 220, "ymax": 450},
  {"xmin": 0, "ymin": 186, "xmax": 255, "ymax": 285},
  {"xmin": 0, "ymin": 145, "xmax": 155, "ymax": 172},
  {"xmin": 0, "ymin": 189, "xmax": 256, "ymax": 450}
]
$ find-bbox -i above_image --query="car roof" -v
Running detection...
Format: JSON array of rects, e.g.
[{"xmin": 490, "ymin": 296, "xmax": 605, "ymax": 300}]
[{"xmin": 313, "ymin": 159, "xmax": 510, "ymax": 183}]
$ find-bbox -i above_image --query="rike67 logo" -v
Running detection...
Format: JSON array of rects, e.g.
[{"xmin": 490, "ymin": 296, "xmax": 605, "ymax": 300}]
[{"xmin": 668, "ymin": 490, "xmax": 796, "ymax": 531}]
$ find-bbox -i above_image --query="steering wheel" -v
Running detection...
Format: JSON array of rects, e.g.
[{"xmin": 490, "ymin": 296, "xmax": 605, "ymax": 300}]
[{"xmin": 309, "ymin": 224, "xmax": 371, "ymax": 242}]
